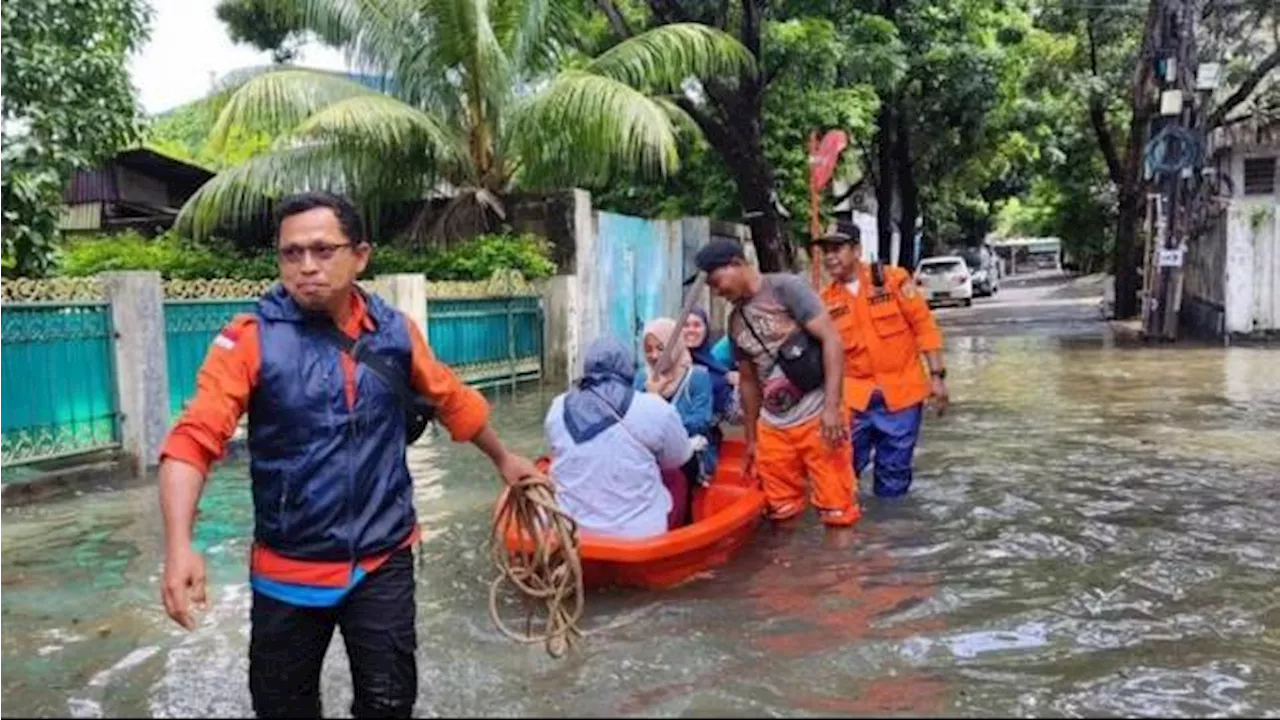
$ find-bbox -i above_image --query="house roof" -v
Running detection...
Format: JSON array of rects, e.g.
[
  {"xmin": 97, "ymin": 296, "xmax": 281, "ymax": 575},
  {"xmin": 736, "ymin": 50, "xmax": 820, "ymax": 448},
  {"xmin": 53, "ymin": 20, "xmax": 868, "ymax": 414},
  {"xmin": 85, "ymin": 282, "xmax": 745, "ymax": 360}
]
[{"xmin": 63, "ymin": 147, "xmax": 215, "ymax": 204}]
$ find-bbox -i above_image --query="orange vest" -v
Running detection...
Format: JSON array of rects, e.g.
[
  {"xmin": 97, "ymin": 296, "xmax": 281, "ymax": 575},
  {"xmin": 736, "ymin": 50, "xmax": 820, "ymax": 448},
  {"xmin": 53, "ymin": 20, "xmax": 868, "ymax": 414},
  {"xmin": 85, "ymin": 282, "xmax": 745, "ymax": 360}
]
[{"xmin": 821, "ymin": 265, "xmax": 932, "ymax": 413}]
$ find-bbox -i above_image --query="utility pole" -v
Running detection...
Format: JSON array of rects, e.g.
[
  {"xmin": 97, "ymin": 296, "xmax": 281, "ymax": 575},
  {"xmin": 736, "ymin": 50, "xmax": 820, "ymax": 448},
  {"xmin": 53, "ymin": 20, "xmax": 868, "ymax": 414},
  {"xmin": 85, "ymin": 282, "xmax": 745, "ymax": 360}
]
[{"xmin": 1144, "ymin": 0, "xmax": 1209, "ymax": 340}]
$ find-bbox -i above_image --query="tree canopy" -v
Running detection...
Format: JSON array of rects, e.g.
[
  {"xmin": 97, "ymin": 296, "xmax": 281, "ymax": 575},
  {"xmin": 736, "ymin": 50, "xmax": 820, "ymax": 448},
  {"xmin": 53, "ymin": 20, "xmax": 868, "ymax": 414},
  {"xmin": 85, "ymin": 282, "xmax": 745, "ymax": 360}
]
[
  {"xmin": 1, "ymin": 0, "xmax": 152, "ymax": 276},
  {"xmin": 180, "ymin": 0, "xmax": 756, "ymax": 244}
]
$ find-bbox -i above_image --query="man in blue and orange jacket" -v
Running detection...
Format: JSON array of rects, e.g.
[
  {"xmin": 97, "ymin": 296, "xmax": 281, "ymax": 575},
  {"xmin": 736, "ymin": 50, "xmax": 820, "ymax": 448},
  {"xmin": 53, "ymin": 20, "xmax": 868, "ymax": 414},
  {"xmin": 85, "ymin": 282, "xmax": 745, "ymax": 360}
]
[{"xmin": 157, "ymin": 191, "xmax": 538, "ymax": 718}]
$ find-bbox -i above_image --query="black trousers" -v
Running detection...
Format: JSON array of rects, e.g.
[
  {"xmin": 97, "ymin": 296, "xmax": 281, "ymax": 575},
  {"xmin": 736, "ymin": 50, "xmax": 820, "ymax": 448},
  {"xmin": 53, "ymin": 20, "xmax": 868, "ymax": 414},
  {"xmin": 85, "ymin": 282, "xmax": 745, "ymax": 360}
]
[{"xmin": 249, "ymin": 547, "xmax": 417, "ymax": 718}]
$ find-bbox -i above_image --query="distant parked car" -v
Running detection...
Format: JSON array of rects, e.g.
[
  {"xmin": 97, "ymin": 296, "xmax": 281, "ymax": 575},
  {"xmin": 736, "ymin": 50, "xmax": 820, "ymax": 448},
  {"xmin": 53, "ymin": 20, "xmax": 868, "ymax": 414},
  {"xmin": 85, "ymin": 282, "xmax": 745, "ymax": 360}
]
[
  {"xmin": 956, "ymin": 245, "xmax": 1000, "ymax": 297},
  {"xmin": 915, "ymin": 255, "xmax": 974, "ymax": 307}
]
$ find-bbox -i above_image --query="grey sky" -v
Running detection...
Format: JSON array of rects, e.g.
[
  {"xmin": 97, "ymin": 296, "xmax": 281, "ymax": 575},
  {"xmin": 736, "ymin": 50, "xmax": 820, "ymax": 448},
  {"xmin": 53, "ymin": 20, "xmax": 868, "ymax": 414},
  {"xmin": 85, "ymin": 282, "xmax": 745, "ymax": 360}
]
[{"xmin": 128, "ymin": 0, "xmax": 351, "ymax": 115}]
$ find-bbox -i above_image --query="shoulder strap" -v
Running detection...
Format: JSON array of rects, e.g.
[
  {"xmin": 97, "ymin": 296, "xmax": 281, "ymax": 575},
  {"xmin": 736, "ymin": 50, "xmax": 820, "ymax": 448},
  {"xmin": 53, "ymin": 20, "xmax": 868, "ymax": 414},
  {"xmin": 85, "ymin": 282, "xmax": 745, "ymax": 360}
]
[
  {"xmin": 871, "ymin": 260, "xmax": 885, "ymax": 290},
  {"xmin": 311, "ymin": 320, "xmax": 425, "ymax": 415},
  {"xmin": 731, "ymin": 305, "xmax": 782, "ymax": 376}
]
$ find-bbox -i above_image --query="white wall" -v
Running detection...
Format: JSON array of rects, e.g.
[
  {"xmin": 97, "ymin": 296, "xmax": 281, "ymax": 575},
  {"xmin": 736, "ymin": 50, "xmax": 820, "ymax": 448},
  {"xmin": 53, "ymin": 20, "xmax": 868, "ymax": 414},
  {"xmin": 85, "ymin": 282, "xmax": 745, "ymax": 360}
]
[{"xmin": 1224, "ymin": 150, "xmax": 1280, "ymax": 334}]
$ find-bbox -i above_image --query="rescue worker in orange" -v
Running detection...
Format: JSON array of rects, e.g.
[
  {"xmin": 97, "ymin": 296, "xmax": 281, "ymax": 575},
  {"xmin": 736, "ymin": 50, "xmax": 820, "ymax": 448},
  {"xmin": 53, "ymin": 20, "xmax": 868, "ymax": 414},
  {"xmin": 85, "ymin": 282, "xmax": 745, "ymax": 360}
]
[
  {"xmin": 815, "ymin": 223, "xmax": 948, "ymax": 498},
  {"xmin": 157, "ymin": 191, "xmax": 538, "ymax": 718},
  {"xmin": 695, "ymin": 238, "xmax": 860, "ymax": 527}
]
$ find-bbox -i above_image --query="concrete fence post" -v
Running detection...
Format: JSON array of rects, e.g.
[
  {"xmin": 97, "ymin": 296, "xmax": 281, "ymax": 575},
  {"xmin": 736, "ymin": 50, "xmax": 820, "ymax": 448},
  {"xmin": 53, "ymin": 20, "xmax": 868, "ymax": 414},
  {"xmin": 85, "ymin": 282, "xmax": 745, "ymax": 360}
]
[
  {"xmin": 541, "ymin": 275, "xmax": 579, "ymax": 386},
  {"xmin": 372, "ymin": 273, "xmax": 429, "ymax": 338},
  {"xmin": 569, "ymin": 188, "xmax": 595, "ymax": 381},
  {"xmin": 101, "ymin": 271, "xmax": 170, "ymax": 472}
]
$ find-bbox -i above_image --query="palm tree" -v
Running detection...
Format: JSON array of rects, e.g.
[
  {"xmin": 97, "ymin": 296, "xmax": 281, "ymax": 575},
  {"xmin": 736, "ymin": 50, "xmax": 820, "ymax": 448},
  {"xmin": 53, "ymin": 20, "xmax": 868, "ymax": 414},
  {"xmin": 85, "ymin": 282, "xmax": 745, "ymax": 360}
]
[{"xmin": 179, "ymin": 0, "xmax": 754, "ymax": 242}]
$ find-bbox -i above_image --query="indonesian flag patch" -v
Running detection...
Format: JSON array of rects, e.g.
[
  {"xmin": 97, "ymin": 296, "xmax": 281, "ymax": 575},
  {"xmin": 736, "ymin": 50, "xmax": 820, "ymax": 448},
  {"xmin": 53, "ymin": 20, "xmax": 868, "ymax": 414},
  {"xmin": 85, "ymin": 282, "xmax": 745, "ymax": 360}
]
[{"xmin": 213, "ymin": 326, "xmax": 240, "ymax": 350}]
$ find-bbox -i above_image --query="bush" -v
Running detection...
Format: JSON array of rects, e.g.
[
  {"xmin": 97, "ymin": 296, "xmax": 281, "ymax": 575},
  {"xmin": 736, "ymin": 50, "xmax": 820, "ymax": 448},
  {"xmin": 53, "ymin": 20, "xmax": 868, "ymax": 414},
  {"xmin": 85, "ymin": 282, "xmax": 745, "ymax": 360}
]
[{"xmin": 53, "ymin": 231, "xmax": 557, "ymax": 282}]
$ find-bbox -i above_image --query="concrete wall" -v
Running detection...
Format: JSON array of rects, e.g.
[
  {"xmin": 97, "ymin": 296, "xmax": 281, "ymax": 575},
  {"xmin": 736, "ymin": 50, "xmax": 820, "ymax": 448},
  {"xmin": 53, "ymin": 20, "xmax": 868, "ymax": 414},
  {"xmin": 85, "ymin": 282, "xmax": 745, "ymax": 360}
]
[
  {"xmin": 536, "ymin": 190, "xmax": 751, "ymax": 383},
  {"xmin": 1181, "ymin": 212, "xmax": 1229, "ymax": 339}
]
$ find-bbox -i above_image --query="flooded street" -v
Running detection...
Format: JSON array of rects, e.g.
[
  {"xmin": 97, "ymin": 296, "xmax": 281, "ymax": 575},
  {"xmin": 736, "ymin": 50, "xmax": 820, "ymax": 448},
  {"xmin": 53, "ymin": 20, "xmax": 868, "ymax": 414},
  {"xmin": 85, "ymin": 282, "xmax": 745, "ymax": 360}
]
[{"xmin": 4, "ymin": 276, "xmax": 1280, "ymax": 717}]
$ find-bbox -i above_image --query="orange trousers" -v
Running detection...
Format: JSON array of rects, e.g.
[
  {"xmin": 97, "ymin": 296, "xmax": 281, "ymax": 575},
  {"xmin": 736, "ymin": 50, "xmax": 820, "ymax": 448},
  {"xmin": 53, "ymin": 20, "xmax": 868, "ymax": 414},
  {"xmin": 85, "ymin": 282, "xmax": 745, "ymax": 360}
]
[{"xmin": 756, "ymin": 415, "xmax": 861, "ymax": 526}]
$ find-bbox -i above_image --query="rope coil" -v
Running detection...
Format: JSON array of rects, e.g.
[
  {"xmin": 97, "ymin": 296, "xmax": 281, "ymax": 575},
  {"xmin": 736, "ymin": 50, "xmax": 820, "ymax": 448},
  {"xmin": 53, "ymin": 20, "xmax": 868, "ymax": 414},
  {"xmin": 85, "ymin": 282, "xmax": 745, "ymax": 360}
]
[{"xmin": 488, "ymin": 474, "xmax": 587, "ymax": 658}]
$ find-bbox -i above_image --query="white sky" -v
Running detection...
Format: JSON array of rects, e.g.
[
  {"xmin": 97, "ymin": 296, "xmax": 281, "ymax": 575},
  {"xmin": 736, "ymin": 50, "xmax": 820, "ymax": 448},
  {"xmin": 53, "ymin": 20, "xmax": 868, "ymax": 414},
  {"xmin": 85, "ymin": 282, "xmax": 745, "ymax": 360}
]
[{"xmin": 128, "ymin": 0, "xmax": 352, "ymax": 115}]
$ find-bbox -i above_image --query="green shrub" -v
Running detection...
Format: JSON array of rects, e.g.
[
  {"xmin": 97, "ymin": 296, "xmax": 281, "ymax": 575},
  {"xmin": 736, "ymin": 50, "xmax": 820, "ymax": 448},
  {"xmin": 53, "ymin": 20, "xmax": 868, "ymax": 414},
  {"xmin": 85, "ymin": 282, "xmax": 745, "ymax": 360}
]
[
  {"xmin": 52, "ymin": 230, "xmax": 557, "ymax": 282},
  {"xmin": 374, "ymin": 234, "xmax": 558, "ymax": 281}
]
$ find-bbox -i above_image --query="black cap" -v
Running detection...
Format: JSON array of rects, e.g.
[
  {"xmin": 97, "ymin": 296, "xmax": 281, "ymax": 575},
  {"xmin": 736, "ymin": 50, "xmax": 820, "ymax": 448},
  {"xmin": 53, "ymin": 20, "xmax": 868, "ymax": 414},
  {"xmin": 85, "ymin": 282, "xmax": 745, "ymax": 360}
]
[
  {"xmin": 812, "ymin": 220, "xmax": 861, "ymax": 246},
  {"xmin": 695, "ymin": 239, "xmax": 747, "ymax": 273}
]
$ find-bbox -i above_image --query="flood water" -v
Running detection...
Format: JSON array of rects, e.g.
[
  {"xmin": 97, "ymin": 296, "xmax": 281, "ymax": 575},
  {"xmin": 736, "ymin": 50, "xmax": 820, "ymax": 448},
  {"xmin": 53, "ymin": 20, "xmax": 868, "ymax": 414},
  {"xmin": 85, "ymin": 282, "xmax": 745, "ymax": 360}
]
[{"xmin": 4, "ymin": 302, "xmax": 1280, "ymax": 717}]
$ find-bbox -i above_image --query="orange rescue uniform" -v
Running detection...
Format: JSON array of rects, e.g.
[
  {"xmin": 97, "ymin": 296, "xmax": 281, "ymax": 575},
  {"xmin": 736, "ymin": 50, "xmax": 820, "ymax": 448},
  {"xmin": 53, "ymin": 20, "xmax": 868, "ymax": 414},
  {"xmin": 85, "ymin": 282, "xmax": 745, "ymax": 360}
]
[
  {"xmin": 757, "ymin": 415, "xmax": 858, "ymax": 526},
  {"xmin": 821, "ymin": 264, "xmax": 943, "ymax": 413}
]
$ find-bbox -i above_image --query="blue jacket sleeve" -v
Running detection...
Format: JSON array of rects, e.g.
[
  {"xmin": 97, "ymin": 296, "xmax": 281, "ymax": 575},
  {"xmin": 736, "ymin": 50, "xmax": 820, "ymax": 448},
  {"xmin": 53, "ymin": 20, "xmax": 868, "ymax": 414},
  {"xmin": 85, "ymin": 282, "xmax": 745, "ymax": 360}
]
[{"xmin": 678, "ymin": 367, "xmax": 715, "ymax": 437}]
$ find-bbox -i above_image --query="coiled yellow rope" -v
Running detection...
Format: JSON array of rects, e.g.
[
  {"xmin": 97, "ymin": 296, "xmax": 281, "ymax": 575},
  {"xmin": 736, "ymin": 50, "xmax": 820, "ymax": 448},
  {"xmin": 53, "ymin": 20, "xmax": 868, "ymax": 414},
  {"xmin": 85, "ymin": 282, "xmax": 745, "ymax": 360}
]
[{"xmin": 488, "ymin": 474, "xmax": 586, "ymax": 658}]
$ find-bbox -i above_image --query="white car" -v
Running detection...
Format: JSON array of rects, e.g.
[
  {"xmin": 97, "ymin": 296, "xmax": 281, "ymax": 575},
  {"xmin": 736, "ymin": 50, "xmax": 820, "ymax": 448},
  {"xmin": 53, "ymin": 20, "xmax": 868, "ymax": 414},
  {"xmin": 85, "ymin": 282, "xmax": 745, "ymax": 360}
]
[{"xmin": 914, "ymin": 255, "xmax": 974, "ymax": 307}]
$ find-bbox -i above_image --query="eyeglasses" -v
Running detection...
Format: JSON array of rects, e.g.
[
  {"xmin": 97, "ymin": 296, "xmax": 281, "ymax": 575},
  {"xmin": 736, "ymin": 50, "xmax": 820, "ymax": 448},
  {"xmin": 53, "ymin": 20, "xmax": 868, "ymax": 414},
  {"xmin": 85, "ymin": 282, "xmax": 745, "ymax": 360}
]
[{"xmin": 277, "ymin": 242, "xmax": 354, "ymax": 264}]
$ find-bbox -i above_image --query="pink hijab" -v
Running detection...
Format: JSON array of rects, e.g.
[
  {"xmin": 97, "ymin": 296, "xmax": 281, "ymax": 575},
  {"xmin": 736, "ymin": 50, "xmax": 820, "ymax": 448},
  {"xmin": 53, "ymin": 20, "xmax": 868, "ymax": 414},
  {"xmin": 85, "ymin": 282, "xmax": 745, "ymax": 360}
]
[{"xmin": 642, "ymin": 317, "xmax": 693, "ymax": 399}]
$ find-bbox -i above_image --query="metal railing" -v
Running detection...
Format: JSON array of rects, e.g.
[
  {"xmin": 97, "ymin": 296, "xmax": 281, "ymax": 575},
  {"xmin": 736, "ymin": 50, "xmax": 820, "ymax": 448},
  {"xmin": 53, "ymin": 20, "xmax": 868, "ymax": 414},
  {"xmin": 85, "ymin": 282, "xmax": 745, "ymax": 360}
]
[
  {"xmin": 426, "ymin": 296, "xmax": 544, "ymax": 390},
  {"xmin": 164, "ymin": 299, "xmax": 257, "ymax": 418},
  {"xmin": 1, "ymin": 302, "xmax": 121, "ymax": 467}
]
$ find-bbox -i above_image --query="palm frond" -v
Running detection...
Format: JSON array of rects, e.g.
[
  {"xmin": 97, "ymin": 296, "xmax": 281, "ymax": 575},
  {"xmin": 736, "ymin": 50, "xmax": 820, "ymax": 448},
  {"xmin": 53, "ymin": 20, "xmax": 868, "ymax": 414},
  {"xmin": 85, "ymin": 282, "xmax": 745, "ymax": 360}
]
[
  {"xmin": 491, "ymin": 0, "xmax": 570, "ymax": 76},
  {"xmin": 299, "ymin": 0, "xmax": 414, "ymax": 59},
  {"xmin": 652, "ymin": 95, "xmax": 702, "ymax": 139},
  {"xmin": 297, "ymin": 0, "xmax": 455, "ymax": 109},
  {"xmin": 176, "ymin": 141, "xmax": 438, "ymax": 240},
  {"xmin": 208, "ymin": 69, "xmax": 380, "ymax": 151},
  {"xmin": 586, "ymin": 23, "xmax": 756, "ymax": 94},
  {"xmin": 292, "ymin": 94, "xmax": 467, "ymax": 170},
  {"xmin": 509, "ymin": 70, "xmax": 682, "ymax": 188}
]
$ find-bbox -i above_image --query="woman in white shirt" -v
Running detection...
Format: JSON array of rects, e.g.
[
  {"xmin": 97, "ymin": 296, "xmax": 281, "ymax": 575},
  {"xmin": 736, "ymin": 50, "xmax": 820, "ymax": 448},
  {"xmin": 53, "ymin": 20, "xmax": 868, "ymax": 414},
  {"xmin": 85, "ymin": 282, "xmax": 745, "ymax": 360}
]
[{"xmin": 544, "ymin": 336, "xmax": 693, "ymax": 538}]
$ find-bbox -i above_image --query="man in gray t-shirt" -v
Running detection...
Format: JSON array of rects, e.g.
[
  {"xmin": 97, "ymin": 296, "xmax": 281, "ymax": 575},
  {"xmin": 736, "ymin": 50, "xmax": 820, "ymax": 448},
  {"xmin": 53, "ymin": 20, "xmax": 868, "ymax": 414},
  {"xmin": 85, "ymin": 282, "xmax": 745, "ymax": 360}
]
[{"xmin": 695, "ymin": 239, "xmax": 860, "ymax": 527}]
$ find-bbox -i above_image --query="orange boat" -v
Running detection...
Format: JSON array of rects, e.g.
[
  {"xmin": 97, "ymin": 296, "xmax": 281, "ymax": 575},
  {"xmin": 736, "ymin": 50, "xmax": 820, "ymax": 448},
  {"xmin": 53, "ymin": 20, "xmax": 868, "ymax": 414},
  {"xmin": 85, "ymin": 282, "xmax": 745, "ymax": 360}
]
[{"xmin": 501, "ymin": 437, "xmax": 767, "ymax": 590}]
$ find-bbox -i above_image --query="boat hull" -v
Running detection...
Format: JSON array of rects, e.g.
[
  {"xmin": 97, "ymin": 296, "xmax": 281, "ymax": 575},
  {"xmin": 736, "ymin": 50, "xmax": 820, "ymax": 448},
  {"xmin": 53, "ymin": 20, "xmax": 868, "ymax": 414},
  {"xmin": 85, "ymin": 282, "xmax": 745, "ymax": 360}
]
[{"xmin": 501, "ymin": 438, "xmax": 765, "ymax": 590}]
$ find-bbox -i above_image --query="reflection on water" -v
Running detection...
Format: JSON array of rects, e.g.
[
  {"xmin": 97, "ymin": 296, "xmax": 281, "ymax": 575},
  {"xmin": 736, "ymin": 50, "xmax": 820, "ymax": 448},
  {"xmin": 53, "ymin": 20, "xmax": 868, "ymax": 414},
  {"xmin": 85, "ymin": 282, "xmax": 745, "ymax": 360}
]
[{"xmin": 3, "ymin": 324, "xmax": 1279, "ymax": 717}]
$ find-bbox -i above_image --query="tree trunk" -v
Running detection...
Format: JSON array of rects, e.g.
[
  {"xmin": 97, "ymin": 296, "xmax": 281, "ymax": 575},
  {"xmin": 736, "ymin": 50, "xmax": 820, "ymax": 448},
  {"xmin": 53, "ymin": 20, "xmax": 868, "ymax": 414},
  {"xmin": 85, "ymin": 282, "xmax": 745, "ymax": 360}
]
[
  {"xmin": 1102, "ymin": 0, "xmax": 1160, "ymax": 319},
  {"xmin": 875, "ymin": 103, "xmax": 897, "ymax": 264},
  {"xmin": 1112, "ymin": 185, "xmax": 1145, "ymax": 318},
  {"xmin": 894, "ymin": 106, "xmax": 919, "ymax": 270},
  {"xmin": 724, "ymin": 141, "xmax": 791, "ymax": 272}
]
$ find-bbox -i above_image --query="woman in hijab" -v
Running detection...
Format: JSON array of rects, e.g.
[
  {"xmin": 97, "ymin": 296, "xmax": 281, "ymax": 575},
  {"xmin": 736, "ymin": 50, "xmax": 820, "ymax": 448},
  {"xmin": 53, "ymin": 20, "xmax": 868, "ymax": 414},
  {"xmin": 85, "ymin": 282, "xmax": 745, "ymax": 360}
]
[
  {"xmin": 681, "ymin": 308, "xmax": 741, "ymax": 425},
  {"xmin": 636, "ymin": 318, "xmax": 718, "ymax": 499},
  {"xmin": 544, "ymin": 336, "xmax": 694, "ymax": 537}
]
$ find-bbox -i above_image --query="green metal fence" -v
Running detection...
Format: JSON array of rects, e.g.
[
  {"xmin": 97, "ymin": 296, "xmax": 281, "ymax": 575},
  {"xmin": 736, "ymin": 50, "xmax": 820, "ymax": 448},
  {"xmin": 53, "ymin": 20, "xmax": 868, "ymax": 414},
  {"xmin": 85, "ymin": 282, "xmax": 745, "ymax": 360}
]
[
  {"xmin": 165, "ymin": 300, "xmax": 257, "ymax": 418},
  {"xmin": 1, "ymin": 303, "xmax": 120, "ymax": 466},
  {"xmin": 426, "ymin": 297, "xmax": 543, "ymax": 389}
]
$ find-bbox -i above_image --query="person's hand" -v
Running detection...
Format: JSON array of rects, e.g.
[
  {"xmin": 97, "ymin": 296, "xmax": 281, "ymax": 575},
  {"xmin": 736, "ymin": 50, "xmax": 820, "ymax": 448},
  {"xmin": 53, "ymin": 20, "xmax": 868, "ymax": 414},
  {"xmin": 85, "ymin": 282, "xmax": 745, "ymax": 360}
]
[
  {"xmin": 930, "ymin": 376, "xmax": 950, "ymax": 417},
  {"xmin": 690, "ymin": 434, "xmax": 709, "ymax": 452},
  {"xmin": 742, "ymin": 438, "xmax": 758, "ymax": 481},
  {"xmin": 645, "ymin": 373, "xmax": 670, "ymax": 394},
  {"xmin": 161, "ymin": 544, "xmax": 207, "ymax": 631},
  {"xmin": 496, "ymin": 451, "xmax": 541, "ymax": 486},
  {"xmin": 726, "ymin": 371, "xmax": 740, "ymax": 387},
  {"xmin": 821, "ymin": 403, "xmax": 848, "ymax": 447}
]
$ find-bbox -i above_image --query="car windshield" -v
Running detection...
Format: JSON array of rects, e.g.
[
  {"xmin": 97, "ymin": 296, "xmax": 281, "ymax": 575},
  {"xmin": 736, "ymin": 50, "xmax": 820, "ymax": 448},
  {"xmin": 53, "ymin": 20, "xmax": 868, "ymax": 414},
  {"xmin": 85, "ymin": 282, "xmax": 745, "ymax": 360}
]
[{"xmin": 920, "ymin": 260, "xmax": 963, "ymax": 275}]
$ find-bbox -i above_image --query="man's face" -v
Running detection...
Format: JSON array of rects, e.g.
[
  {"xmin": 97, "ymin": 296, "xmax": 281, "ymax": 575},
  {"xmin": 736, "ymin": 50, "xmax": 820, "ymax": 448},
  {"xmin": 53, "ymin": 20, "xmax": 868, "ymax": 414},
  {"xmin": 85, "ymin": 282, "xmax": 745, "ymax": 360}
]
[
  {"xmin": 706, "ymin": 261, "xmax": 751, "ymax": 302},
  {"xmin": 277, "ymin": 207, "xmax": 370, "ymax": 312},
  {"xmin": 821, "ymin": 241, "xmax": 861, "ymax": 282}
]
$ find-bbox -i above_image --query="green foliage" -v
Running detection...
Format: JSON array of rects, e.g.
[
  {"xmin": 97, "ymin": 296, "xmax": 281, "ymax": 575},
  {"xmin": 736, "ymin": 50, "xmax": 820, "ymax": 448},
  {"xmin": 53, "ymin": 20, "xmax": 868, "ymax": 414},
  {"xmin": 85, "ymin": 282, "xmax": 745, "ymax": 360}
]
[
  {"xmin": 215, "ymin": 0, "xmax": 305, "ymax": 63},
  {"xmin": 1, "ymin": 0, "xmax": 152, "ymax": 277},
  {"xmin": 53, "ymin": 231, "xmax": 557, "ymax": 282},
  {"xmin": 57, "ymin": 232, "xmax": 278, "ymax": 279},
  {"xmin": 179, "ymin": 0, "xmax": 756, "ymax": 242},
  {"xmin": 144, "ymin": 98, "xmax": 275, "ymax": 171},
  {"xmin": 594, "ymin": 12, "xmax": 883, "ymax": 238},
  {"xmin": 389, "ymin": 234, "xmax": 557, "ymax": 281}
]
